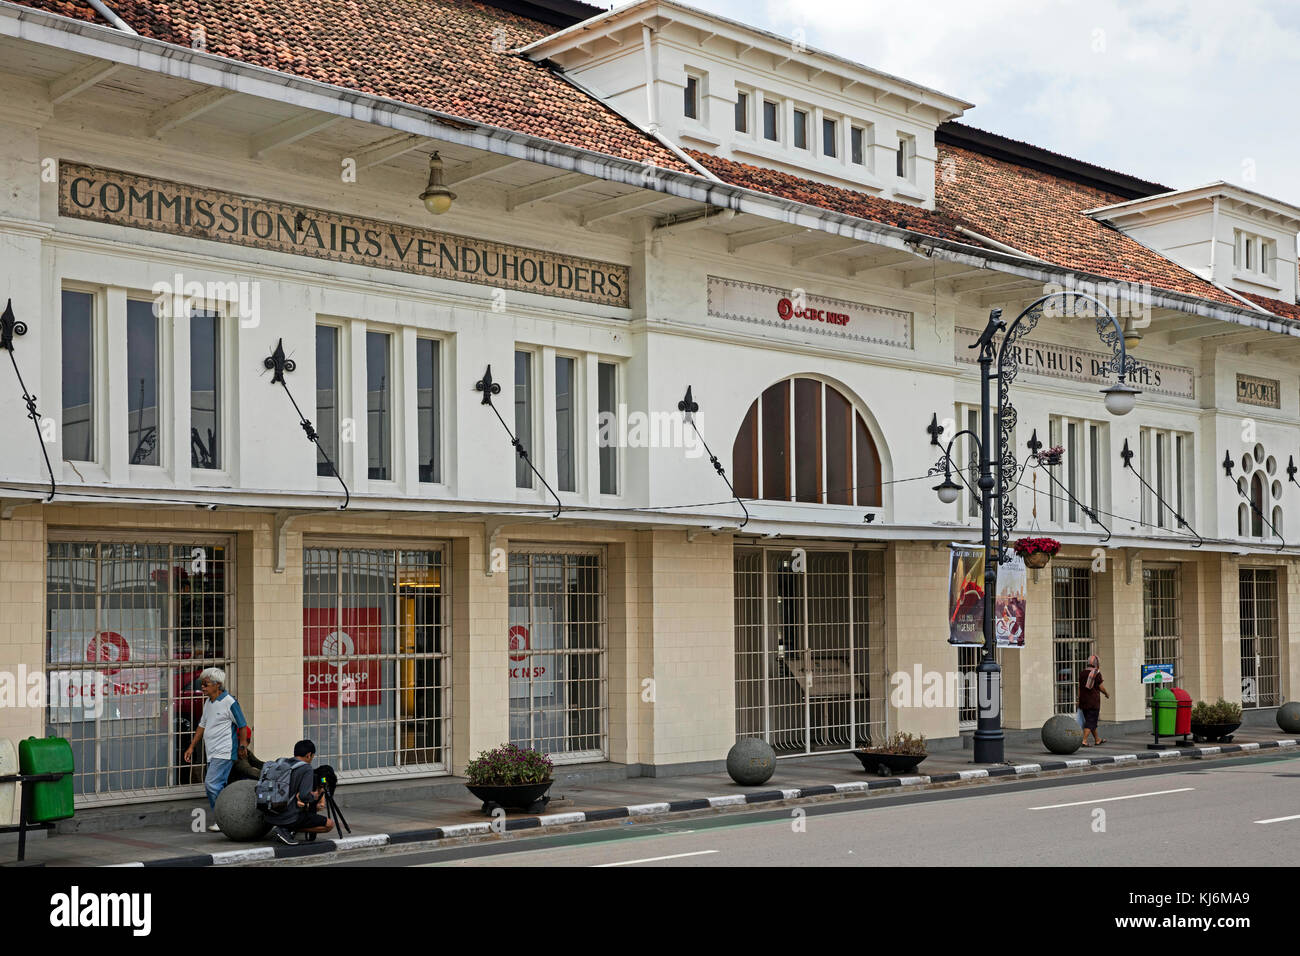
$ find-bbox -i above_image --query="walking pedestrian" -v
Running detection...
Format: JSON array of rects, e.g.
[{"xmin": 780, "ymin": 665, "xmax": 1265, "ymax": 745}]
[
  {"xmin": 183, "ymin": 667, "xmax": 250, "ymax": 830},
  {"xmin": 1078, "ymin": 654, "xmax": 1110, "ymax": 746}
]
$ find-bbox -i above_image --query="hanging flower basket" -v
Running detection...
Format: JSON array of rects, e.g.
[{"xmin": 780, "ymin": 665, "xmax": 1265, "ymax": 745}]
[
  {"xmin": 1013, "ymin": 536, "xmax": 1061, "ymax": 569},
  {"xmin": 1037, "ymin": 445, "xmax": 1064, "ymax": 467}
]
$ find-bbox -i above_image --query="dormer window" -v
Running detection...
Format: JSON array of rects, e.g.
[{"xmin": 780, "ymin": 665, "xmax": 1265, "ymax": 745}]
[
  {"xmin": 763, "ymin": 100, "xmax": 778, "ymax": 141},
  {"xmin": 896, "ymin": 133, "xmax": 916, "ymax": 181},
  {"xmin": 734, "ymin": 90, "xmax": 749, "ymax": 132},
  {"xmin": 850, "ymin": 125, "xmax": 866, "ymax": 166},
  {"xmin": 684, "ymin": 74, "xmax": 700, "ymax": 120},
  {"xmin": 822, "ymin": 117, "xmax": 838, "ymax": 158},
  {"xmin": 793, "ymin": 109, "xmax": 809, "ymax": 150},
  {"xmin": 1234, "ymin": 230, "xmax": 1276, "ymax": 281}
]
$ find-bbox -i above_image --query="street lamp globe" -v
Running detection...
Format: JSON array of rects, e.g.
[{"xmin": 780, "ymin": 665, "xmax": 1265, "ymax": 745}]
[
  {"xmin": 934, "ymin": 475, "xmax": 962, "ymax": 504},
  {"xmin": 1101, "ymin": 382, "xmax": 1140, "ymax": 416}
]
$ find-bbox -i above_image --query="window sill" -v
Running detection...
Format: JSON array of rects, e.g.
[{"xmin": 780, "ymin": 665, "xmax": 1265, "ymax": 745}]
[
  {"xmin": 1231, "ymin": 271, "xmax": 1282, "ymax": 292},
  {"xmin": 680, "ymin": 124, "xmax": 722, "ymax": 148}
]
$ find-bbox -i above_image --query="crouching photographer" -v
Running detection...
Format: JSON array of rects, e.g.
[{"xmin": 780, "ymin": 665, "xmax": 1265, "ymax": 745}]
[{"xmin": 255, "ymin": 739, "xmax": 340, "ymax": 847}]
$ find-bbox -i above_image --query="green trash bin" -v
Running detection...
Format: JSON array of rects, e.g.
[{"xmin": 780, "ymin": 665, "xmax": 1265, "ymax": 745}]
[
  {"xmin": 17, "ymin": 736, "xmax": 74, "ymax": 822},
  {"xmin": 1151, "ymin": 686, "xmax": 1177, "ymax": 738}
]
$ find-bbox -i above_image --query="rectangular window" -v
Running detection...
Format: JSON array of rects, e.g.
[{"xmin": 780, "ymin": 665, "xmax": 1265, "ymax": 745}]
[
  {"xmin": 598, "ymin": 362, "xmax": 617, "ymax": 496},
  {"xmin": 417, "ymin": 338, "xmax": 441, "ymax": 484},
  {"xmin": 684, "ymin": 75, "xmax": 699, "ymax": 120},
  {"xmin": 515, "ymin": 351, "xmax": 533, "ymax": 489},
  {"xmin": 366, "ymin": 330, "xmax": 391, "ymax": 481},
  {"xmin": 555, "ymin": 356, "xmax": 576, "ymax": 493},
  {"xmin": 763, "ymin": 100, "xmax": 778, "ymax": 141},
  {"xmin": 189, "ymin": 309, "xmax": 221, "ymax": 471},
  {"xmin": 850, "ymin": 126, "xmax": 865, "ymax": 165},
  {"xmin": 1143, "ymin": 565, "xmax": 1181, "ymax": 711},
  {"xmin": 734, "ymin": 91, "xmax": 748, "ymax": 132},
  {"xmin": 1067, "ymin": 422, "xmax": 1079, "ymax": 524},
  {"xmin": 315, "ymin": 325, "xmax": 339, "ymax": 478},
  {"xmin": 127, "ymin": 299, "xmax": 161, "ymax": 467},
  {"xmin": 822, "ymin": 117, "xmax": 837, "ymax": 157},
  {"xmin": 1088, "ymin": 423, "xmax": 1100, "ymax": 526},
  {"xmin": 1140, "ymin": 427, "xmax": 1192, "ymax": 530},
  {"xmin": 793, "ymin": 109, "xmax": 808, "ymax": 149},
  {"xmin": 61, "ymin": 290, "xmax": 95, "ymax": 463},
  {"xmin": 1052, "ymin": 565, "xmax": 1094, "ymax": 715},
  {"xmin": 896, "ymin": 133, "xmax": 915, "ymax": 181}
]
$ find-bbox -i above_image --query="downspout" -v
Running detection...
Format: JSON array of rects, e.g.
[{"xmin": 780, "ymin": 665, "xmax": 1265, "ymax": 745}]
[
  {"xmin": 642, "ymin": 25, "xmax": 658, "ymax": 132},
  {"xmin": 85, "ymin": 0, "xmax": 137, "ymax": 34},
  {"xmin": 1209, "ymin": 196, "xmax": 1220, "ymax": 278}
]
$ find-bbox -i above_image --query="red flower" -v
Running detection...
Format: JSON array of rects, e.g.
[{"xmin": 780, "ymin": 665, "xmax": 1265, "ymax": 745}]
[{"xmin": 1013, "ymin": 536, "xmax": 1061, "ymax": 557}]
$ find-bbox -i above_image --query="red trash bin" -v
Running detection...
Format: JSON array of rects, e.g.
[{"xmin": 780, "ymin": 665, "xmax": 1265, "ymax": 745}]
[{"xmin": 1172, "ymin": 687, "xmax": 1193, "ymax": 736}]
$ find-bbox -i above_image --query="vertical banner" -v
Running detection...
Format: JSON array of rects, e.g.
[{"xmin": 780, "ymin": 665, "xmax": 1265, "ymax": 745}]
[{"xmin": 947, "ymin": 545, "xmax": 1028, "ymax": 648}]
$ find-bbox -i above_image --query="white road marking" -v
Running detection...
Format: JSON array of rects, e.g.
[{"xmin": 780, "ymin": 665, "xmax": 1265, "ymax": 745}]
[
  {"xmin": 594, "ymin": 849, "xmax": 719, "ymax": 867},
  {"xmin": 1028, "ymin": 787, "xmax": 1194, "ymax": 810},
  {"xmin": 1255, "ymin": 813, "xmax": 1300, "ymax": 825}
]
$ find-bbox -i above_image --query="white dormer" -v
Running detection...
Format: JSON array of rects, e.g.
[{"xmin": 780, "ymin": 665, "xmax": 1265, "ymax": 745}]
[
  {"xmin": 520, "ymin": 0, "xmax": 973, "ymax": 209},
  {"xmin": 1086, "ymin": 184, "xmax": 1300, "ymax": 305}
]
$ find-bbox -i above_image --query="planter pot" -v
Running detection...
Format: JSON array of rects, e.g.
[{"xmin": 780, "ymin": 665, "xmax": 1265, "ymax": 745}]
[
  {"xmin": 1190, "ymin": 721, "xmax": 1240, "ymax": 744},
  {"xmin": 1022, "ymin": 552, "xmax": 1053, "ymax": 570},
  {"xmin": 466, "ymin": 780, "xmax": 553, "ymax": 815},
  {"xmin": 853, "ymin": 751, "xmax": 928, "ymax": 777}
]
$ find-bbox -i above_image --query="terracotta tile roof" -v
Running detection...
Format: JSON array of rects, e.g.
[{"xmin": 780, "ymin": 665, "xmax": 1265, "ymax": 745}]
[
  {"xmin": 934, "ymin": 144, "xmax": 1239, "ymax": 306},
  {"xmin": 684, "ymin": 150, "xmax": 969, "ymax": 242},
  {"xmin": 1238, "ymin": 291, "xmax": 1300, "ymax": 322},
  {"xmin": 17, "ymin": 0, "xmax": 690, "ymax": 171}
]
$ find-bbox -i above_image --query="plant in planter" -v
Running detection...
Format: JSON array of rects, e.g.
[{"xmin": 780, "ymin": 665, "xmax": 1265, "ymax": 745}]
[
  {"xmin": 1037, "ymin": 444, "xmax": 1065, "ymax": 466},
  {"xmin": 1190, "ymin": 697, "xmax": 1243, "ymax": 743},
  {"xmin": 464, "ymin": 743, "xmax": 554, "ymax": 815},
  {"xmin": 1013, "ymin": 536, "xmax": 1061, "ymax": 570},
  {"xmin": 853, "ymin": 731, "xmax": 928, "ymax": 776}
]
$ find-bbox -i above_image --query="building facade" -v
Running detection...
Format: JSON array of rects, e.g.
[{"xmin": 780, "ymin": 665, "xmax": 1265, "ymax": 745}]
[{"xmin": 0, "ymin": 0, "xmax": 1297, "ymax": 806}]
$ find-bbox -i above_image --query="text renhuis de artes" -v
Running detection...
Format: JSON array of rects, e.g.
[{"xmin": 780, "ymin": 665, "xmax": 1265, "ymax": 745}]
[
  {"xmin": 1006, "ymin": 342, "xmax": 1163, "ymax": 387},
  {"xmin": 777, "ymin": 297, "xmax": 851, "ymax": 326},
  {"xmin": 58, "ymin": 162, "xmax": 630, "ymax": 308}
]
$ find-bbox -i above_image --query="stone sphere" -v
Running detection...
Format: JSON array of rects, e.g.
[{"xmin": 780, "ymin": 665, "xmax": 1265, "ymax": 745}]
[
  {"xmin": 1277, "ymin": 701, "xmax": 1300, "ymax": 735},
  {"xmin": 727, "ymin": 738, "xmax": 776, "ymax": 786},
  {"xmin": 1041, "ymin": 714, "xmax": 1084, "ymax": 755},
  {"xmin": 214, "ymin": 780, "xmax": 271, "ymax": 841}
]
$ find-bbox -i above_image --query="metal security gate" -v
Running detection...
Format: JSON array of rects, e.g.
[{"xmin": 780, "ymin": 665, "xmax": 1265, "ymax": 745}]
[
  {"xmin": 508, "ymin": 548, "xmax": 606, "ymax": 763},
  {"xmin": 1239, "ymin": 567, "xmax": 1280, "ymax": 708},
  {"xmin": 1143, "ymin": 565, "xmax": 1182, "ymax": 711},
  {"xmin": 734, "ymin": 546, "xmax": 885, "ymax": 756},
  {"xmin": 302, "ymin": 545, "xmax": 451, "ymax": 777},
  {"xmin": 45, "ymin": 536, "xmax": 234, "ymax": 805},
  {"xmin": 1052, "ymin": 564, "xmax": 1094, "ymax": 715}
]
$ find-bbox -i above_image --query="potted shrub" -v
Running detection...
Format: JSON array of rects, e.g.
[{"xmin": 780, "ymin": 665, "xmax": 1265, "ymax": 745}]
[
  {"xmin": 853, "ymin": 731, "xmax": 928, "ymax": 776},
  {"xmin": 1190, "ymin": 698, "xmax": 1243, "ymax": 743},
  {"xmin": 464, "ymin": 743, "xmax": 554, "ymax": 815},
  {"xmin": 1013, "ymin": 536, "xmax": 1061, "ymax": 570}
]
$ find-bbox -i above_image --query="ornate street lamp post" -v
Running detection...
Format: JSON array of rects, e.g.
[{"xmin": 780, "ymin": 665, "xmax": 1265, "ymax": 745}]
[{"xmin": 932, "ymin": 292, "xmax": 1142, "ymax": 764}]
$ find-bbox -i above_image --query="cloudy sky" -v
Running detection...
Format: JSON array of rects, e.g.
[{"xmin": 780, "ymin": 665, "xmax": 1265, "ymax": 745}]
[{"xmin": 665, "ymin": 0, "xmax": 1300, "ymax": 202}]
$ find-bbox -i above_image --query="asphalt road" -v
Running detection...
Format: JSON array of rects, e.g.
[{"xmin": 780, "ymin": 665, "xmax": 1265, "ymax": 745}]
[{"xmin": 324, "ymin": 752, "xmax": 1300, "ymax": 868}]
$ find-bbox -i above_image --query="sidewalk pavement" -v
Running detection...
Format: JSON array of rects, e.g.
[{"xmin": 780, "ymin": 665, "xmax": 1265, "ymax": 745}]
[{"xmin": 7, "ymin": 727, "xmax": 1297, "ymax": 867}]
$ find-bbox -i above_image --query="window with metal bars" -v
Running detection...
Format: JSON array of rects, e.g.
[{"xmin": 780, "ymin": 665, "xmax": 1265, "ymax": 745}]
[
  {"xmin": 302, "ymin": 545, "xmax": 450, "ymax": 776},
  {"xmin": 45, "ymin": 538, "xmax": 233, "ymax": 803},
  {"xmin": 508, "ymin": 549, "xmax": 606, "ymax": 763},
  {"xmin": 1052, "ymin": 564, "xmax": 1094, "ymax": 715},
  {"xmin": 1142, "ymin": 565, "xmax": 1181, "ymax": 710},
  {"xmin": 1239, "ymin": 567, "xmax": 1280, "ymax": 708}
]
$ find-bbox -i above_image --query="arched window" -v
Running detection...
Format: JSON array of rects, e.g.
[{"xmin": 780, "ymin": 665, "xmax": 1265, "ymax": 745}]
[
  {"xmin": 732, "ymin": 377, "xmax": 882, "ymax": 506},
  {"xmin": 1251, "ymin": 473, "xmax": 1265, "ymax": 538}
]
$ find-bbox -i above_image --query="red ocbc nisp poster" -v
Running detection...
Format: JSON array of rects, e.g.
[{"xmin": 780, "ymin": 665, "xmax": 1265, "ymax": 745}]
[{"xmin": 303, "ymin": 607, "xmax": 381, "ymax": 708}]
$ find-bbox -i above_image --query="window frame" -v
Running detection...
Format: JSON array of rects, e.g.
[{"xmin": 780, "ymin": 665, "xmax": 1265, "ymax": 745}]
[
  {"xmin": 792, "ymin": 107, "xmax": 809, "ymax": 150},
  {"xmin": 762, "ymin": 100, "xmax": 779, "ymax": 141},
  {"xmin": 125, "ymin": 293, "xmax": 167, "ymax": 471},
  {"xmin": 314, "ymin": 322, "xmax": 343, "ymax": 480},
  {"xmin": 597, "ymin": 360, "xmax": 619, "ymax": 497},
  {"xmin": 734, "ymin": 89, "xmax": 749, "ymax": 133},
  {"xmin": 364, "ymin": 327, "xmax": 395, "ymax": 483},
  {"xmin": 683, "ymin": 73, "xmax": 700, "ymax": 121},
  {"xmin": 554, "ymin": 353, "xmax": 579, "ymax": 494},
  {"xmin": 415, "ymin": 335, "xmax": 443, "ymax": 485},
  {"xmin": 514, "ymin": 349, "xmax": 536, "ymax": 491},
  {"xmin": 60, "ymin": 286, "xmax": 99, "ymax": 465},
  {"xmin": 187, "ymin": 303, "xmax": 224, "ymax": 474}
]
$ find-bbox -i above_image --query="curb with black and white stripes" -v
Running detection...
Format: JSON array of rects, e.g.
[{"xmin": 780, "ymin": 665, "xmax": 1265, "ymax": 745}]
[{"xmin": 106, "ymin": 738, "xmax": 1297, "ymax": 867}]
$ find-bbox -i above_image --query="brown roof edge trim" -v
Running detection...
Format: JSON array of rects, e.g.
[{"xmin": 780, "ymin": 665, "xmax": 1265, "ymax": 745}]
[{"xmin": 938, "ymin": 121, "xmax": 1170, "ymax": 200}]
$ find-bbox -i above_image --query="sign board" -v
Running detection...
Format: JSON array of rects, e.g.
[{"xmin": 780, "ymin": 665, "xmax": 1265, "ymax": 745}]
[
  {"xmin": 1236, "ymin": 374, "xmax": 1280, "ymax": 409},
  {"xmin": 508, "ymin": 606, "xmax": 555, "ymax": 700},
  {"xmin": 954, "ymin": 327, "xmax": 1195, "ymax": 400},
  {"xmin": 303, "ymin": 607, "xmax": 382, "ymax": 708},
  {"xmin": 707, "ymin": 275, "xmax": 912, "ymax": 349},
  {"xmin": 48, "ymin": 609, "xmax": 163, "ymax": 721},
  {"xmin": 59, "ymin": 161, "xmax": 630, "ymax": 308},
  {"xmin": 1141, "ymin": 663, "xmax": 1175, "ymax": 684},
  {"xmin": 947, "ymin": 545, "xmax": 1027, "ymax": 648}
]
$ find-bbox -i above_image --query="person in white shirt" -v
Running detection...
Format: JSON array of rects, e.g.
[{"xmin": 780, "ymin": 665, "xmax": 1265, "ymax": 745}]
[{"xmin": 183, "ymin": 667, "xmax": 249, "ymax": 831}]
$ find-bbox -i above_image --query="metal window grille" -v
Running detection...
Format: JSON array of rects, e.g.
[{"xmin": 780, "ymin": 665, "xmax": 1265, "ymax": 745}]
[
  {"xmin": 45, "ymin": 538, "xmax": 233, "ymax": 805},
  {"xmin": 1052, "ymin": 564, "xmax": 1094, "ymax": 715},
  {"xmin": 302, "ymin": 545, "xmax": 451, "ymax": 777},
  {"xmin": 734, "ymin": 547, "xmax": 886, "ymax": 756},
  {"xmin": 957, "ymin": 645, "xmax": 980, "ymax": 728},
  {"xmin": 1143, "ymin": 566, "xmax": 1181, "ymax": 710},
  {"xmin": 1239, "ymin": 567, "xmax": 1280, "ymax": 708},
  {"xmin": 508, "ymin": 548, "xmax": 607, "ymax": 763}
]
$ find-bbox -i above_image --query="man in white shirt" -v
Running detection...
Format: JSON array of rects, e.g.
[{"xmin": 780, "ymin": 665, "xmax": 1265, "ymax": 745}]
[{"xmin": 183, "ymin": 667, "xmax": 249, "ymax": 831}]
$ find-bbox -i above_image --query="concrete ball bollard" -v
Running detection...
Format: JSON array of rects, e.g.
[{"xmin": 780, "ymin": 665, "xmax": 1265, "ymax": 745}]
[
  {"xmin": 1277, "ymin": 701, "xmax": 1300, "ymax": 735},
  {"xmin": 1041, "ymin": 714, "xmax": 1084, "ymax": 755},
  {"xmin": 213, "ymin": 779, "xmax": 271, "ymax": 841},
  {"xmin": 726, "ymin": 738, "xmax": 776, "ymax": 786}
]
